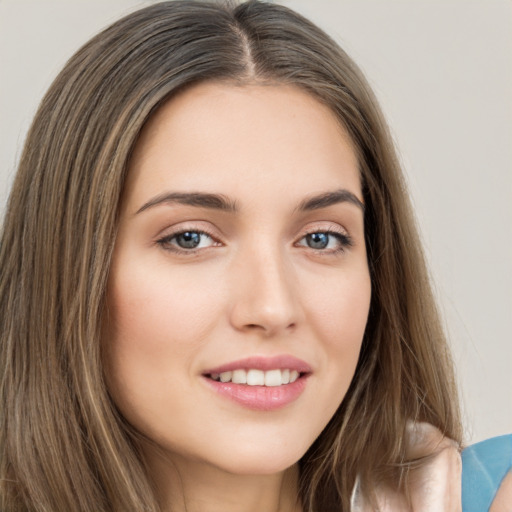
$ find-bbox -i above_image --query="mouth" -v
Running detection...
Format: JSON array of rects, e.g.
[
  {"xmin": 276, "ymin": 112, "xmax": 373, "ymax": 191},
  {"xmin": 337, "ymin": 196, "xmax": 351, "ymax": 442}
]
[
  {"xmin": 206, "ymin": 368, "xmax": 305, "ymax": 387},
  {"xmin": 201, "ymin": 356, "xmax": 311, "ymax": 411}
]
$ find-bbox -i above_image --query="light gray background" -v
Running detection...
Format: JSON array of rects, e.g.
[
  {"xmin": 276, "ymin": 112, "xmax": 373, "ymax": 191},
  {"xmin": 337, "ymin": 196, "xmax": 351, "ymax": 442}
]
[{"xmin": 1, "ymin": 0, "xmax": 510, "ymax": 445}]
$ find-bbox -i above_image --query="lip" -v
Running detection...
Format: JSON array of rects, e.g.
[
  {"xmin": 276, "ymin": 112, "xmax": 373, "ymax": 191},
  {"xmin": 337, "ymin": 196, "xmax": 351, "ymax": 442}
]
[
  {"xmin": 201, "ymin": 355, "xmax": 312, "ymax": 411},
  {"xmin": 202, "ymin": 355, "xmax": 312, "ymax": 375}
]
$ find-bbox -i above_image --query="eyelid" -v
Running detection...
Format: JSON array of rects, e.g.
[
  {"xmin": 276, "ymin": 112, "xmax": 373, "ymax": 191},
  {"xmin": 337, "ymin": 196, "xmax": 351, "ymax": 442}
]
[
  {"xmin": 154, "ymin": 219, "xmax": 222, "ymax": 240},
  {"xmin": 155, "ymin": 222, "xmax": 223, "ymax": 254},
  {"xmin": 296, "ymin": 221, "xmax": 351, "ymax": 239},
  {"xmin": 294, "ymin": 222, "xmax": 353, "ymax": 253},
  {"xmin": 297, "ymin": 230, "xmax": 352, "ymax": 248}
]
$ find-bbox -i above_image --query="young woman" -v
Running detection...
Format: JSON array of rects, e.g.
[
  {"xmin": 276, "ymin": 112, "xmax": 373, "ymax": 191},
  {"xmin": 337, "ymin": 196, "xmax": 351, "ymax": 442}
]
[{"xmin": 0, "ymin": 1, "xmax": 470, "ymax": 511}]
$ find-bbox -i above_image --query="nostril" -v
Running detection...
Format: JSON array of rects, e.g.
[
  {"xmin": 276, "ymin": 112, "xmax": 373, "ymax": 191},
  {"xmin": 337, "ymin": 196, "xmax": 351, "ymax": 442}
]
[{"xmin": 241, "ymin": 322, "xmax": 297, "ymax": 336}]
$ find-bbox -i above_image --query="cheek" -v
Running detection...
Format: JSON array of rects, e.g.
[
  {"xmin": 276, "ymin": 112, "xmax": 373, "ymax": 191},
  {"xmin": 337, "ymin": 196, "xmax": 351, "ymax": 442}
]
[
  {"xmin": 103, "ymin": 260, "xmax": 224, "ymax": 421},
  {"xmin": 103, "ymin": 263, "xmax": 229, "ymax": 455},
  {"xmin": 305, "ymin": 267, "xmax": 371, "ymax": 350},
  {"xmin": 107, "ymin": 260, "xmax": 223, "ymax": 357},
  {"xmin": 301, "ymin": 265, "xmax": 371, "ymax": 411}
]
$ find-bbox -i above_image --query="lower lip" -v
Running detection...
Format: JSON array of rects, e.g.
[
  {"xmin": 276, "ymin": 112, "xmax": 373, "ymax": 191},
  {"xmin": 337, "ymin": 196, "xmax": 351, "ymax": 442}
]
[{"xmin": 202, "ymin": 375, "xmax": 309, "ymax": 411}]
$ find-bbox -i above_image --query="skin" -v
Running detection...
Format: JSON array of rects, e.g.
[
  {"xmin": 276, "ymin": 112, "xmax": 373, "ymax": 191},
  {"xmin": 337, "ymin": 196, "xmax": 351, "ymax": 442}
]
[
  {"xmin": 105, "ymin": 82, "xmax": 371, "ymax": 512},
  {"xmin": 490, "ymin": 471, "xmax": 512, "ymax": 512}
]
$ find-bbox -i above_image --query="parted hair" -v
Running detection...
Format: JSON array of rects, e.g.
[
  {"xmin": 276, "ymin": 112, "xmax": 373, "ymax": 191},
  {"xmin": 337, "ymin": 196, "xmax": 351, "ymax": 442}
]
[{"xmin": 0, "ymin": 1, "xmax": 461, "ymax": 511}]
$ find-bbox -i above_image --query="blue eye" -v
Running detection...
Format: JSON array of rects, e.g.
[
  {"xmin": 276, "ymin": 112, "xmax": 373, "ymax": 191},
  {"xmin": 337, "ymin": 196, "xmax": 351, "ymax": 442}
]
[
  {"xmin": 306, "ymin": 232, "xmax": 330, "ymax": 249},
  {"xmin": 298, "ymin": 231, "xmax": 351, "ymax": 252},
  {"xmin": 158, "ymin": 230, "xmax": 215, "ymax": 251},
  {"xmin": 175, "ymin": 231, "xmax": 202, "ymax": 249}
]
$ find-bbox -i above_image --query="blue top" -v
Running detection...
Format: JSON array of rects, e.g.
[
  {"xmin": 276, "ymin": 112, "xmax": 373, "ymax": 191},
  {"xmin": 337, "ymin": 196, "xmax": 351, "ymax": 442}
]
[{"xmin": 462, "ymin": 434, "xmax": 512, "ymax": 511}]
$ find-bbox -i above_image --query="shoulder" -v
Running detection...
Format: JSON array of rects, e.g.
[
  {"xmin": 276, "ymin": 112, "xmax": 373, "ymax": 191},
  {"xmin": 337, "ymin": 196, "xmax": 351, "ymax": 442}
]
[
  {"xmin": 352, "ymin": 426, "xmax": 512, "ymax": 512},
  {"xmin": 462, "ymin": 434, "xmax": 512, "ymax": 512}
]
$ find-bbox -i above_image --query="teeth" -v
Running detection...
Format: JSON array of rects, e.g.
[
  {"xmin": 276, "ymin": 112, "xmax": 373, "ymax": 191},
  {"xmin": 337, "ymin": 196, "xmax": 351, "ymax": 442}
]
[
  {"xmin": 219, "ymin": 371, "xmax": 232, "ymax": 383},
  {"xmin": 211, "ymin": 369, "xmax": 303, "ymax": 386},
  {"xmin": 232, "ymin": 369, "xmax": 247, "ymax": 384},
  {"xmin": 264, "ymin": 369, "xmax": 282, "ymax": 387},
  {"xmin": 246, "ymin": 369, "xmax": 264, "ymax": 385}
]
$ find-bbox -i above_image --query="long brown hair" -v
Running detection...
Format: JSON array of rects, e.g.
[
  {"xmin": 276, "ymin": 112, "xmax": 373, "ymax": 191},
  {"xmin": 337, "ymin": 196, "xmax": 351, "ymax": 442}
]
[{"xmin": 0, "ymin": 1, "xmax": 461, "ymax": 510}]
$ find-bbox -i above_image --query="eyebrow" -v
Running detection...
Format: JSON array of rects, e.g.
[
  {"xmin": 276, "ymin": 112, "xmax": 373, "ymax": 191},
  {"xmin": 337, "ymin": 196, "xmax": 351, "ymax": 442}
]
[
  {"xmin": 297, "ymin": 189, "xmax": 365, "ymax": 213},
  {"xmin": 135, "ymin": 188, "xmax": 364, "ymax": 216},
  {"xmin": 135, "ymin": 192, "xmax": 238, "ymax": 215}
]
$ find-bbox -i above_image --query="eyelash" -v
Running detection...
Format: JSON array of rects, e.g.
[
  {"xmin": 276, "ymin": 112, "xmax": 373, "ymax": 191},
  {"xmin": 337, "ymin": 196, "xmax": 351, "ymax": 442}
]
[
  {"xmin": 156, "ymin": 228, "xmax": 218, "ymax": 254},
  {"xmin": 156, "ymin": 227, "xmax": 353, "ymax": 255},
  {"xmin": 296, "ymin": 229, "xmax": 353, "ymax": 254}
]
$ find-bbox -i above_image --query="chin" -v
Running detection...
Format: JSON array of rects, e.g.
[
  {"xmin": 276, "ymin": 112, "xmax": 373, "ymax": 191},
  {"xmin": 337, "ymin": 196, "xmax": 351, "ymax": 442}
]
[
  {"xmin": 201, "ymin": 436, "xmax": 310, "ymax": 476},
  {"xmin": 214, "ymin": 454, "xmax": 301, "ymax": 476}
]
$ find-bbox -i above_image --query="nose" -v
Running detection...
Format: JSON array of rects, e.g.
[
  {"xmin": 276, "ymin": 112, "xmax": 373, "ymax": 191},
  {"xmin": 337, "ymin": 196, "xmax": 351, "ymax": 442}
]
[{"xmin": 228, "ymin": 245, "xmax": 301, "ymax": 337}]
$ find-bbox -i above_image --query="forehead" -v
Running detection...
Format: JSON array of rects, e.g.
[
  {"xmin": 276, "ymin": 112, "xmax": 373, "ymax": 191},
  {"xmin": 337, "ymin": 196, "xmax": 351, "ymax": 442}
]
[{"xmin": 124, "ymin": 82, "xmax": 361, "ymax": 210}]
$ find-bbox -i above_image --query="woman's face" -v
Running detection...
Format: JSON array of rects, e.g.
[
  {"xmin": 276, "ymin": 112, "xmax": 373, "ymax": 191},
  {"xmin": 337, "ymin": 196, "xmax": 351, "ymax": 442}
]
[{"xmin": 105, "ymin": 82, "xmax": 371, "ymax": 475}]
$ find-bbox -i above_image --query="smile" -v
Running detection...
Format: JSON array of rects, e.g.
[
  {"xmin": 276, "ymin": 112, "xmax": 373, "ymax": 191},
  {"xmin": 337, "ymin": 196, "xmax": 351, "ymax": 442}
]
[
  {"xmin": 202, "ymin": 356, "xmax": 311, "ymax": 410},
  {"xmin": 209, "ymin": 369, "xmax": 301, "ymax": 386}
]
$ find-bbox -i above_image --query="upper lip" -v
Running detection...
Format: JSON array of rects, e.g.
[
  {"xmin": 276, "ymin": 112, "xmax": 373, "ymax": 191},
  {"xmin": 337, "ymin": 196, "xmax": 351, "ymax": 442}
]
[{"xmin": 203, "ymin": 355, "xmax": 312, "ymax": 375}]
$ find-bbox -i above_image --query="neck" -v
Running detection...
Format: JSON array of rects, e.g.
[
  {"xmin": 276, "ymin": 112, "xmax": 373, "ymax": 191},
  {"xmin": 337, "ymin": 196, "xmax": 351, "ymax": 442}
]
[{"xmin": 144, "ymin": 446, "xmax": 302, "ymax": 512}]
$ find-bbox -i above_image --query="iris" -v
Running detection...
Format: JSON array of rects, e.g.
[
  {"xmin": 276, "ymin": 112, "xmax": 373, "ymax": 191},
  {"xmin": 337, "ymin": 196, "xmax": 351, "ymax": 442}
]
[
  {"xmin": 176, "ymin": 231, "xmax": 202, "ymax": 249},
  {"xmin": 306, "ymin": 233, "xmax": 330, "ymax": 249}
]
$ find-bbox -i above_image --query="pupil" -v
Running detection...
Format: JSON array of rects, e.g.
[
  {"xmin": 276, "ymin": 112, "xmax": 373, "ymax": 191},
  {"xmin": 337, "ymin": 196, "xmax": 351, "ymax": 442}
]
[
  {"xmin": 307, "ymin": 233, "xmax": 329, "ymax": 249},
  {"xmin": 177, "ymin": 232, "xmax": 201, "ymax": 249}
]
